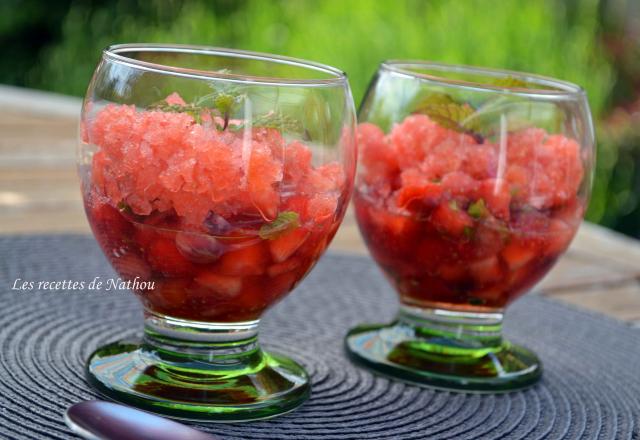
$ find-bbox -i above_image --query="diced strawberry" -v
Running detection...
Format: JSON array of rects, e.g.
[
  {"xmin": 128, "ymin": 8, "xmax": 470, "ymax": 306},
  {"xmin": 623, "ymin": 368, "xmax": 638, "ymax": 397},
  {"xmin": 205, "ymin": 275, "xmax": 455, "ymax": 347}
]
[
  {"xmin": 148, "ymin": 279, "xmax": 188, "ymax": 310},
  {"xmin": 396, "ymin": 168, "xmax": 443, "ymax": 210},
  {"xmin": 501, "ymin": 241, "xmax": 536, "ymax": 271},
  {"xmin": 469, "ymin": 256, "xmax": 504, "ymax": 284},
  {"xmin": 111, "ymin": 251, "xmax": 152, "ymax": 283},
  {"xmin": 396, "ymin": 182, "xmax": 443, "ymax": 209},
  {"xmin": 194, "ymin": 272, "xmax": 242, "ymax": 297},
  {"xmin": 473, "ymin": 286, "xmax": 503, "ymax": 302},
  {"xmin": 477, "ymin": 179, "xmax": 511, "ymax": 220},
  {"xmin": 397, "ymin": 274, "xmax": 456, "ymax": 303},
  {"xmin": 438, "ymin": 263, "xmax": 467, "ymax": 282},
  {"xmin": 146, "ymin": 237, "xmax": 196, "ymax": 277},
  {"xmin": 269, "ymin": 228, "xmax": 310, "ymax": 263},
  {"xmin": 89, "ymin": 201, "xmax": 132, "ymax": 240},
  {"xmin": 267, "ymin": 258, "xmax": 302, "ymax": 277},
  {"xmin": 355, "ymin": 196, "xmax": 419, "ymax": 262},
  {"xmin": 368, "ymin": 203, "xmax": 415, "ymax": 237},
  {"xmin": 228, "ymin": 277, "xmax": 269, "ymax": 317},
  {"xmin": 214, "ymin": 242, "xmax": 270, "ymax": 276},
  {"xmin": 545, "ymin": 218, "xmax": 576, "ymax": 255},
  {"xmin": 296, "ymin": 226, "xmax": 331, "ymax": 261},
  {"xmin": 414, "ymin": 237, "xmax": 453, "ymax": 273},
  {"xmin": 133, "ymin": 224, "xmax": 160, "ymax": 248},
  {"xmin": 263, "ymin": 271, "xmax": 298, "ymax": 302},
  {"xmin": 430, "ymin": 201, "xmax": 474, "ymax": 237},
  {"xmin": 471, "ymin": 221, "xmax": 507, "ymax": 259}
]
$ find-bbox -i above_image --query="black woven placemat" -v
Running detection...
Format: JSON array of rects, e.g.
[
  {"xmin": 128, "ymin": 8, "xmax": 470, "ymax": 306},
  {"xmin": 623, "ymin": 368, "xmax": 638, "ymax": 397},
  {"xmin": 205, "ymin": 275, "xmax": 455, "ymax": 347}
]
[{"xmin": 0, "ymin": 234, "xmax": 639, "ymax": 440}]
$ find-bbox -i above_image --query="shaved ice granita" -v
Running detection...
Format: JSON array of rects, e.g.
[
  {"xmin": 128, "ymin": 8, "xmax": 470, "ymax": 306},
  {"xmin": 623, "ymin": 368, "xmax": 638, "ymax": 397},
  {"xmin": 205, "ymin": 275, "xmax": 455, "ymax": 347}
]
[
  {"xmin": 345, "ymin": 61, "xmax": 595, "ymax": 392},
  {"xmin": 79, "ymin": 45, "xmax": 356, "ymax": 420}
]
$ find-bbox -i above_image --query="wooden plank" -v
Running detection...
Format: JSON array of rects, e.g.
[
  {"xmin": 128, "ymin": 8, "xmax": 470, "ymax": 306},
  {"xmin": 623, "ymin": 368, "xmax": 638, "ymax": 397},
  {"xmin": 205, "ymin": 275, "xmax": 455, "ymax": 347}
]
[{"xmin": 550, "ymin": 279, "xmax": 640, "ymax": 321}]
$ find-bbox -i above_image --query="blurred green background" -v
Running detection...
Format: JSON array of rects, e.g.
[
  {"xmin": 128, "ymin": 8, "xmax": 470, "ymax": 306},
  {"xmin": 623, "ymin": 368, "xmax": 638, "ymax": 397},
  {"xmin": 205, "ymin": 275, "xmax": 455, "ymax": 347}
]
[{"xmin": 2, "ymin": 0, "xmax": 639, "ymax": 237}]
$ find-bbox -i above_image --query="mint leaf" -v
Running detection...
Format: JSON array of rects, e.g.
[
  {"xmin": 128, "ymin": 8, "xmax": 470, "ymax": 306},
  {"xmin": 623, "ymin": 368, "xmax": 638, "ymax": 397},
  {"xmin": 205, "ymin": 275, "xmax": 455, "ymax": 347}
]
[
  {"xmin": 413, "ymin": 93, "xmax": 482, "ymax": 141},
  {"xmin": 492, "ymin": 76, "xmax": 531, "ymax": 89},
  {"xmin": 259, "ymin": 211, "xmax": 300, "ymax": 240},
  {"xmin": 151, "ymin": 90, "xmax": 307, "ymax": 135},
  {"xmin": 237, "ymin": 111, "xmax": 305, "ymax": 134},
  {"xmin": 467, "ymin": 199, "xmax": 488, "ymax": 219},
  {"xmin": 148, "ymin": 102, "xmax": 207, "ymax": 123},
  {"xmin": 213, "ymin": 93, "xmax": 237, "ymax": 129}
]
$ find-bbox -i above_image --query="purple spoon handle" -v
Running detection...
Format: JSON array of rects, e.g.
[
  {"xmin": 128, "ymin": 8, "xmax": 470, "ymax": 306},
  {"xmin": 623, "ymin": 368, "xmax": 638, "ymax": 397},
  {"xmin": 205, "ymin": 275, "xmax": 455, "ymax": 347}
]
[{"xmin": 65, "ymin": 401, "xmax": 220, "ymax": 440}]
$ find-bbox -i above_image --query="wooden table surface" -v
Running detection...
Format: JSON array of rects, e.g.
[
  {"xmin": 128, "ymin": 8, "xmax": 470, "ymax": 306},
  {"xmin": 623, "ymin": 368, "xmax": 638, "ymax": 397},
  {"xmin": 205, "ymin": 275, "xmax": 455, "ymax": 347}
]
[{"xmin": 2, "ymin": 85, "xmax": 639, "ymax": 327}]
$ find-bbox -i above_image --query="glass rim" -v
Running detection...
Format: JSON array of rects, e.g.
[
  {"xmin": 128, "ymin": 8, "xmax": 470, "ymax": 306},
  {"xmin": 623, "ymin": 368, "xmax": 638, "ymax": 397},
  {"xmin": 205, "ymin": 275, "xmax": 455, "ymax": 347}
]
[
  {"xmin": 103, "ymin": 43, "xmax": 348, "ymax": 87},
  {"xmin": 381, "ymin": 60, "xmax": 586, "ymax": 98}
]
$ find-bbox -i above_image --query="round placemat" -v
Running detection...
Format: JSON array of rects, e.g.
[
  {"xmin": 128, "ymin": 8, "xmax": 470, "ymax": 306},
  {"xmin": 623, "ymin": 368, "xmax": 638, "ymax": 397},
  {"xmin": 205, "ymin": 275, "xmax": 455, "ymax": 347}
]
[{"xmin": 0, "ymin": 234, "xmax": 638, "ymax": 440}]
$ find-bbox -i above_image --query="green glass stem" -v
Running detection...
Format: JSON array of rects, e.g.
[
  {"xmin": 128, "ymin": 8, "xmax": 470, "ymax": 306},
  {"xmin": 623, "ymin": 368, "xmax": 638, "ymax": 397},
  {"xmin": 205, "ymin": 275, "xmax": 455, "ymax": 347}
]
[
  {"xmin": 86, "ymin": 311, "xmax": 310, "ymax": 422},
  {"xmin": 345, "ymin": 305, "xmax": 541, "ymax": 393}
]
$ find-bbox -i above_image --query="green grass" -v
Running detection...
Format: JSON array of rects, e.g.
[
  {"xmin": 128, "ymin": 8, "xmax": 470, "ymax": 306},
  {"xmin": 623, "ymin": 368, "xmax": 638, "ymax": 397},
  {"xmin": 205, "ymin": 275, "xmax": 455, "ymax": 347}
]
[{"xmin": 35, "ymin": 0, "xmax": 612, "ymax": 116}]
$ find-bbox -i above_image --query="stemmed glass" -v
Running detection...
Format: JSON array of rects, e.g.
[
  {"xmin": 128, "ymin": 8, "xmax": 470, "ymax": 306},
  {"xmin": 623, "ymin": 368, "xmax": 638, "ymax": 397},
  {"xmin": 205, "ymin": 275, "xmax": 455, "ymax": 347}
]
[
  {"xmin": 78, "ymin": 44, "xmax": 356, "ymax": 420},
  {"xmin": 346, "ymin": 61, "xmax": 594, "ymax": 391}
]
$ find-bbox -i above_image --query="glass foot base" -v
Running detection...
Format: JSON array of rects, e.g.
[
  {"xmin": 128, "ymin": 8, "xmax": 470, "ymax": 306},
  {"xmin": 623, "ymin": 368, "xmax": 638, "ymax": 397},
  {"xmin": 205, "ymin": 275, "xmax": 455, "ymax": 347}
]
[
  {"xmin": 345, "ymin": 311, "xmax": 541, "ymax": 393},
  {"xmin": 86, "ymin": 339, "xmax": 310, "ymax": 422}
]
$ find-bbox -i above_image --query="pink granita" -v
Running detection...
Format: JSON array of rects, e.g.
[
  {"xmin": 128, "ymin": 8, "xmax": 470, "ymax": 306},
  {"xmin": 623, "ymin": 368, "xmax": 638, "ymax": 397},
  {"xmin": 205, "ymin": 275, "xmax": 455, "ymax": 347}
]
[{"xmin": 86, "ymin": 94, "xmax": 346, "ymax": 230}]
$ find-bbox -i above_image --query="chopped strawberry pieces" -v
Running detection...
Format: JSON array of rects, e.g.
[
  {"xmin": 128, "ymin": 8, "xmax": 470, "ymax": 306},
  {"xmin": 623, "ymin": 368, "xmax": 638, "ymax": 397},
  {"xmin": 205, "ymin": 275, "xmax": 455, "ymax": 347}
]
[
  {"xmin": 267, "ymin": 258, "xmax": 302, "ymax": 277},
  {"xmin": 214, "ymin": 243, "xmax": 270, "ymax": 276},
  {"xmin": 477, "ymin": 179, "xmax": 511, "ymax": 220},
  {"xmin": 430, "ymin": 201, "xmax": 474, "ymax": 237},
  {"xmin": 194, "ymin": 272, "xmax": 242, "ymax": 297},
  {"xmin": 355, "ymin": 112, "xmax": 585, "ymax": 309},
  {"xmin": 469, "ymin": 256, "xmax": 504, "ymax": 284},
  {"xmin": 146, "ymin": 238, "xmax": 196, "ymax": 277},
  {"xmin": 501, "ymin": 242, "xmax": 536, "ymax": 271},
  {"xmin": 397, "ymin": 168, "xmax": 443, "ymax": 210},
  {"xmin": 269, "ymin": 228, "xmax": 310, "ymax": 263}
]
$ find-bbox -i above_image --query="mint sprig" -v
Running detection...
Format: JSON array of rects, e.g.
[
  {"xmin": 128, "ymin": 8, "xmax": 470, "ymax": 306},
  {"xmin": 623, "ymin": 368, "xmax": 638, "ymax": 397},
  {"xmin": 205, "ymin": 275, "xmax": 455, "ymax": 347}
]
[
  {"xmin": 148, "ymin": 102, "xmax": 208, "ymax": 124},
  {"xmin": 413, "ymin": 93, "xmax": 483, "ymax": 142},
  {"xmin": 149, "ymin": 89, "xmax": 307, "ymax": 135},
  {"xmin": 259, "ymin": 211, "xmax": 300, "ymax": 240}
]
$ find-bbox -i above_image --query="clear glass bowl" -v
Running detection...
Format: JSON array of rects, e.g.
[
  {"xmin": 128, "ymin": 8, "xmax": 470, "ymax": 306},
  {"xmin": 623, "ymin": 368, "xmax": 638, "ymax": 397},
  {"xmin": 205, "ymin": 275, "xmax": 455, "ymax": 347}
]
[
  {"xmin": 79, "ymin": 44, "xmax": 356, "ymax": 420},
  {"xmin": 345, "ymin": 61, "xmax": 594, "ymax": 392}
]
